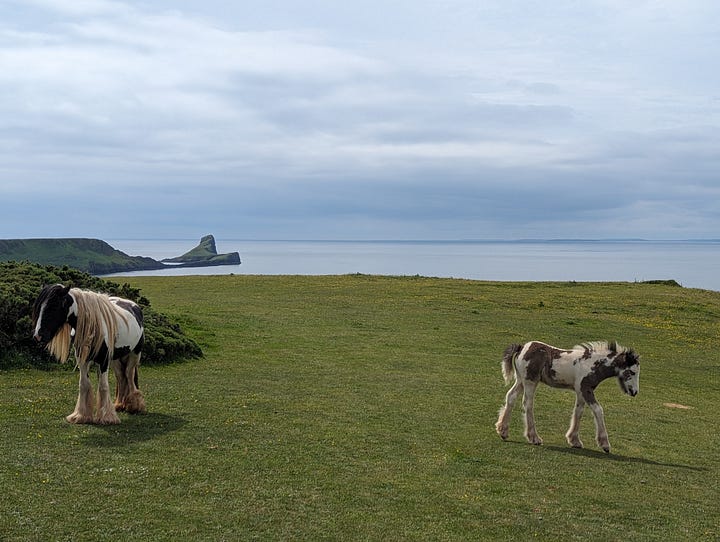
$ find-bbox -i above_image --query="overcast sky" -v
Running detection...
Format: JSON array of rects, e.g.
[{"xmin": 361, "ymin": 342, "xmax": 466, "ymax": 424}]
[{"xmin": 1, "ymin": 0, "xmax": 719, "ymax": 240}]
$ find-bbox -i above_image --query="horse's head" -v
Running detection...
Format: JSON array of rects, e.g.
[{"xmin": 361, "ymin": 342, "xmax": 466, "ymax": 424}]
[
  {"xmin": 32, "ymin": 284, "xmax": 74, "ymax": 345},
  {"xmin": 616, "ymin": 348, "xmax": 640, "ymax": 397}
]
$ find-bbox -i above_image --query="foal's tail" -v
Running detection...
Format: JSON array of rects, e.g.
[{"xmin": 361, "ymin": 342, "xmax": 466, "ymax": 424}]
[{"xmin": 501, "ymin": 343, "xmax": 523, "ymax": 385}]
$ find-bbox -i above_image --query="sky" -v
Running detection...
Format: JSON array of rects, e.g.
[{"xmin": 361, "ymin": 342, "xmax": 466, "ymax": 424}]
[{"xmin": 1, "ymin": 0, "xmax": 719, "ymax": 240}]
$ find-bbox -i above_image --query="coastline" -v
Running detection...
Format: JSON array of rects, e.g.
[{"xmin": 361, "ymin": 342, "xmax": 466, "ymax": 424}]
[{"xmin": 104, "ymin": 239, "xmax": 720, "ymax": 292}]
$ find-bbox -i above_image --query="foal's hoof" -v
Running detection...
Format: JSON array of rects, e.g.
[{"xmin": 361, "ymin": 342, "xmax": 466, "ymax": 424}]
[{"xmin": 602, "ymin": 447, "xmax": 611, "ymax": 454}]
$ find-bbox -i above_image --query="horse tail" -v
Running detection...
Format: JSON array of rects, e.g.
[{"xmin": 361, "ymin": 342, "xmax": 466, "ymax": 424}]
[{"xmin": 501, "ymin": 343, "xmax": 523, "ymax": 385}]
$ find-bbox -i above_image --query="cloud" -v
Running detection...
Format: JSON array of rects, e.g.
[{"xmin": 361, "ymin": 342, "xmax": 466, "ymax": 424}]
[{"xmin": 1, "ymin": 1, "xmax": 719, "ymax": 239}]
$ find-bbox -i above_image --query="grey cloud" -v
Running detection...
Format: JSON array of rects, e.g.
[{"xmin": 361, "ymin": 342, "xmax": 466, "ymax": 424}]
[{"xmin": 1, "ymin": 0, "xmax": 719, "ymax": 240}]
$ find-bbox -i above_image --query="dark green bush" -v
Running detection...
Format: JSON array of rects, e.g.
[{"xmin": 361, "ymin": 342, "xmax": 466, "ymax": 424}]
[{"xmin": 0, "ymin": 261, "xmax": 202, "ymax": 369}]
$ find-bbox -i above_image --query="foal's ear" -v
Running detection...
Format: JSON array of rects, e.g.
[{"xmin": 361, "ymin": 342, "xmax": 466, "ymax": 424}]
[
  {"xmin": 61, "ymin": 284, "xmax": 71, "ymax": 295},
  {"xmin": 623, "ymin": 349, "xmax": 640, "ymax": 367}
]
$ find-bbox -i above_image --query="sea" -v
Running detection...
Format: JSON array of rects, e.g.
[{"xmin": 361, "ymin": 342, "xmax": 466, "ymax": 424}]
[{"xmin": 104, "ymin": 239, "xmax": 720, "ymax": 292}]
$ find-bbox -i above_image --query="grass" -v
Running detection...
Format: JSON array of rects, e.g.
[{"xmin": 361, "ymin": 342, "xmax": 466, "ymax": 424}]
[{"xmin": 1, "ymin": 275, "xmax": 718, "ymax": 541}]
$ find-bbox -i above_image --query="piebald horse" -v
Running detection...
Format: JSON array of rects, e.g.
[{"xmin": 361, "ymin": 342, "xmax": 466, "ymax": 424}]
[
  {"xmin": 32, "ymin": 284, "xmax": 146, "ymax": 424},
  {"xmin": 495, "ymin": 340, "xmax": 640, "ymax": 453}
]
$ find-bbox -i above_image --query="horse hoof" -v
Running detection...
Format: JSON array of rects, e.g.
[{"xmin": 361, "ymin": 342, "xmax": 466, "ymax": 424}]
[
  {"xmin": 602, "ymin": 447, "xmax": 610, "ymax": 454},
  {"xmin": 95, "ymin": 416, "xmax": 121, "ymax": 425},
  {"xmin": 66, "ymin": 413, "xmax": 93, "ymax": 424}
]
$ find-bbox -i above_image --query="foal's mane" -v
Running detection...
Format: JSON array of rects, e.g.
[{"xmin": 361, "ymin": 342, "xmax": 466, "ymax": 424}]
[
  {"xmin": 575, "ymin": 340, "xmax": 637, "ymax": 360},
  {"xmin": 48, "ymin": 288, "xmax": 128, "ymax": 364},
  {"xmin": 575, "ymin": 340, "xmax": 624, "ymax": 353}
]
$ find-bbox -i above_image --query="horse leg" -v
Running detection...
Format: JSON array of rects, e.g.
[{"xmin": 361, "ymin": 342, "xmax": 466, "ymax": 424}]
[
  {"xmin": 112, "ymin": 357, "xmax": 128, "ymax": 412},
  {"xmin": 66, "ymin": 359, "xmax": 94, "ymax": 424},
  {"xmin": 495, "ymin": 379, "xmax": 524, "ymax": 440},
  {"xmin": 522, "ymin": 381, "xmax": 543, "ymax": 445},
  {"xmin": 566, "ymin": 394, "xmax": 586, "ymax": 448},
  {"xmin": 585, "ymin": 391, "xmax": 610, "ymax": 453},
  {"xmin": 123, "ymin": 351, "xmax": 146, "ymax": 414},
  {"xmin": 95, "ymin": 366, "xmax": 120, "ymax": 425}
]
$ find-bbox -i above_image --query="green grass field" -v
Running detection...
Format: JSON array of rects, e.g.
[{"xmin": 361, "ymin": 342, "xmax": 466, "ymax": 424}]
[{"xmin": 1, "ymin": 275, "xmax": 718, "ymax": 541}]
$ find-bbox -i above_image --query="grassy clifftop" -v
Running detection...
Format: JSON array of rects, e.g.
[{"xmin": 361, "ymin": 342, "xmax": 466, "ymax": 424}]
[
  {"xmin": 0, "ymin": 238, "xmax": 163, "ymax": 275},
  {"xmin": 2, "ymin": 275, "xmax": 716, "ymax": 540},
  {"xmin": 0, "ymin": 235, "xmax": 240, "ymax": 274}
]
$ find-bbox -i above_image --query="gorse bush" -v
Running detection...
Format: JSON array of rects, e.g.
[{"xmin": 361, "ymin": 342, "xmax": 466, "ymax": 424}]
[{"xmin": 0, "ymin": 261, "xmax": 202, "ymax": 369}]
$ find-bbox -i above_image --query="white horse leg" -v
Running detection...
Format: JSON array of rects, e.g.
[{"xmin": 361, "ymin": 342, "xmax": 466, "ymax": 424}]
[
  {"xmin": 587, "ymin": 400, "xmax": 611, "ymax": 453},
  {"xmin": 522, "ymin": 382, "xmax": 543, "ymax": 445},
  {"xmin": 496, "ymin": 379, "xmax": 523, "ymax": 440},
  {"xmin": 66, "ymin": 360, "xmax": 94, "ymax": 424},
  {"xmin": 95, "ymin": 367, "xmax": 120, "ymax": 425},
  {"xmin": 123, "ymin": 352, "xmax": 146, "ymax": 414},
  {"xmin": 566, "ymin": 395, "xmax": 585, "ymax": 448}
]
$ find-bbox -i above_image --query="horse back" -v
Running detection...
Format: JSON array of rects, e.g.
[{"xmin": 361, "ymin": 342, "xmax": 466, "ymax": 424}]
[{"xmin": 516, "ymin": 341, "xmax": 576, "ymax": 389}]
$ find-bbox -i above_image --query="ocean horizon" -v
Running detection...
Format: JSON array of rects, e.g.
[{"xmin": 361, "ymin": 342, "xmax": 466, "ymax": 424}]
[{"xmin": 103, "ymin": 238, "xmax": 720, "ymax": 292}]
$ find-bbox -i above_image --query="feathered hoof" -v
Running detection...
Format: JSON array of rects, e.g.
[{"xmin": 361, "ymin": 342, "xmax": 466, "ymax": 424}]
[
  {"xmin": 66, "ymin": 412, "xmax": 94, "ymax": 424},
  {"xmin": 124, "ymin": 391, "xmax": 147, "ymax": 414},
  {"xmin": 114, "ymin": 402, "xmax": 126, "ymax": 412},
  {"xmin": 526, "ymin": 434, "xmax": 543, "ymax": 446},
  {"xmin": 94, "ymin": 412, "xmax": 121, "ymax": 425}
]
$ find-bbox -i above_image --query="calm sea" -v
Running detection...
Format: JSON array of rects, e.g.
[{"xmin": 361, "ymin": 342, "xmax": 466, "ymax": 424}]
[{"xmin": 105, "ymin": 239, "xmax": 720, "ymax": 292}]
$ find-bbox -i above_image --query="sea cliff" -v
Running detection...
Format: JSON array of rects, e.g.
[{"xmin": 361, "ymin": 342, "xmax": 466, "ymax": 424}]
[{"xmin": 0, "ymin": 235, "xmax": 240, "ymax": 275}]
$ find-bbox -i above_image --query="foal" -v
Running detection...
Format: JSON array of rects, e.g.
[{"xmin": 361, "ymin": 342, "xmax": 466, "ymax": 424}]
[{"xmin": 495, "ymin": 341, "xmax": 640, "ymax": 453}]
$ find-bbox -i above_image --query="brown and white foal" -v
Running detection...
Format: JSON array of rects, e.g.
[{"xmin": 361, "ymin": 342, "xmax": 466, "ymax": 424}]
[{"xmin": 495, "ymin": 340, "xmax": 640, "ymax": 453}]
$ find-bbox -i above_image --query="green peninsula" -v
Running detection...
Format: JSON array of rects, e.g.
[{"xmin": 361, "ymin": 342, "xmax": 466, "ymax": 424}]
[
  {"xmin": 0, "ymin": 235, "xmax": 240, "ymax": 275},
  {"xmin": 161, "ymin": 235, "xmax": 241, "ymax": 267}
]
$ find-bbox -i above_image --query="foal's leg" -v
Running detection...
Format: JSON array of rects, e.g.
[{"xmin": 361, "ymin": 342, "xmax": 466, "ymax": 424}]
[
  {"xmin": 522, "ymin": 381, "xmax": 543, "ymax": 445},
  {"xmin": 566, "ymin": 394, "xmax": 585, "ymax": 448},
  {"xmin": 585, "ymin": 390, "xmax": 611, "ymax": 453},
  {"xmin": 95, "ymin": 366, "xmax": 120, "ymax": 425},
  {"xmin": 66, "ymin": 359, "xmax": 94, "ymax": 424},
  {"xmin": 495, "ymin": 379, "xmax": 524, "ymax": 440}
]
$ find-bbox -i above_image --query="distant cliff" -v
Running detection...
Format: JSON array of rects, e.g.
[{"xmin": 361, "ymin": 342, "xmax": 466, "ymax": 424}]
[
  {"xmin": 161, "ymin": 235, "xmax": 241, "ymax": 267},
  {"xmin": 0, "ymin": 235, "xmax": 240, "ymax": 275}
]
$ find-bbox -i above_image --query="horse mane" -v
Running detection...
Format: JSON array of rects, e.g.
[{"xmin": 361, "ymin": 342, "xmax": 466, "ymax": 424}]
[
  {"xmin": 48, "ymin": 323, "xmax": 73, "ymax": 363},
  {"xmin": 47, "ymin": 289, "xmax": 128, "ymax": 364},
  {"xmin": 575, "ymin": 340, "xmax": 628, "ymax": 355}
]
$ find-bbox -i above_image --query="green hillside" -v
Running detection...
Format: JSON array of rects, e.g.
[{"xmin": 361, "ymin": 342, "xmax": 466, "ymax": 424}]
[
  {"xmin": 0, "ymin": 235, "xmax": 240, "ymax": 274},
  {"xmin": 0, "ymin": 238, "xmax": 163, "ymax": 275}
]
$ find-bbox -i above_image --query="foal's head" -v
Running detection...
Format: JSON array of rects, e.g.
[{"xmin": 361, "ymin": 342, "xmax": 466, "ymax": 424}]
[{"xmin": 615, "ymin": 348, "xmax": 640, "ymax": 397}]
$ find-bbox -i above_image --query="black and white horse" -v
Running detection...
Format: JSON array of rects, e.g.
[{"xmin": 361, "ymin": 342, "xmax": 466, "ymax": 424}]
[
  {"xmin": 495, "ymin": 340, "xmax": 640, "ymax": 453},
  {"xmin": 32, "ymin": 284, "xmax": 146, "ymax": 424}
]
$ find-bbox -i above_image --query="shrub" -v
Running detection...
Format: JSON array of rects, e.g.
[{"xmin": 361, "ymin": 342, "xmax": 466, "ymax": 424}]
[{"xmin": 0, "ymin": 261, "xmax": 202, "ymax": 369}]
